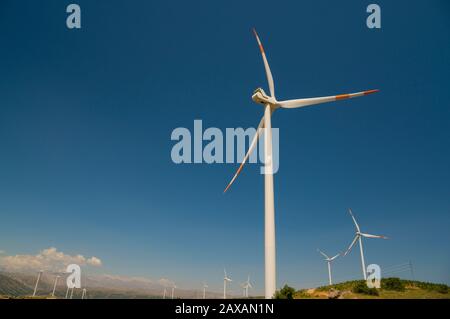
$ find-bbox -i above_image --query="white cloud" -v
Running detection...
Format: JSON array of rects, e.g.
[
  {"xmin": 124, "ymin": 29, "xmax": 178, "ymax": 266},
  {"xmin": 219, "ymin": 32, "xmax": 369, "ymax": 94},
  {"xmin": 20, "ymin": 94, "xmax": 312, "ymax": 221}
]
[
  {"xmin": 87, "ymin": 256, "xmax": 102, "ymax": 267},
  {"xmin": 0, "ymin": 247, "xmax": 102, "ymax": 272}
]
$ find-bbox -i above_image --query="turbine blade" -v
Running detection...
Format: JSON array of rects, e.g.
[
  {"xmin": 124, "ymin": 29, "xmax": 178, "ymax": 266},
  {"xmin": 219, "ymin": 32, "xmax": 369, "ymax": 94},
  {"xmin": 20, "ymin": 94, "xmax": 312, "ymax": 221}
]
[
  {"xmin": 330, "ymin": 253, "xmax": 340, "ymax": 261},
  {"xmin": 223, "ymin": 115, "xmax": 265, "ymax": 193},
  {"xmin": 344, "ymin": 235, "xmax": 359, "ymax": 256},
  {"xmin": 361, "ymin": 233, "xmax": 388, "ymax": 239},
  {"xmin": 348, "ymin": 209, "xmax": 361, "ymax": 232},
  {"xmin": 277, "ymin": 89, "xmax": 378, "ymax": 109},
  {"xmin": 253, "ymin": 28, "xmax": 275, "ymax": 98},
  {"xmin": 317, "ymin": 249, "xmax": 329, "ymax": 259}
]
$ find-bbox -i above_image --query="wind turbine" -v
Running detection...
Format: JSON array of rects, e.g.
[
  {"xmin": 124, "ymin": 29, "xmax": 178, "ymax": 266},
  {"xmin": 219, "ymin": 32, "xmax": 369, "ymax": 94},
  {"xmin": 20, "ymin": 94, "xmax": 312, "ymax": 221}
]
[
  {"xmin": 32, "ymin": 270, "xmax": 43, "ymax": 297},
  {"xmin": 51, "ymin": 275, "xmax": 60, "ymax": 297},
  {"xmin": 171, "ymin": 284, "xmax": 176, "ymax": 299},
  {"xmin": 223, "ymin": 269, "xmax": 232, "ymax": 299},
  {"xmin": 163, "ymin": 287, "xmax": 167, "ymax": 299},
  {"xmin": 317, "ymin": 250, "xmax": 339, "ymax": 285},
  {"xmin": 202, "ymin": 282, "xmax": 208, "ymax": 299},
  {"xmin": 65, "ymin": 285, "xmax": 70, "ymax": 299},
  {"xmin": 344, "ymin": 209, "xmax": 388, "ymax": 280},
  {"xmin": 81, "ymin": 288, "xmax": 87, "ymax": 300},
  {"xmin": 223, "ymin": 29, "xmax": 379, "ymax": 299},
  {"xmin": 241, "ymin": 275, "xmax": 253, "ymax": 298}
]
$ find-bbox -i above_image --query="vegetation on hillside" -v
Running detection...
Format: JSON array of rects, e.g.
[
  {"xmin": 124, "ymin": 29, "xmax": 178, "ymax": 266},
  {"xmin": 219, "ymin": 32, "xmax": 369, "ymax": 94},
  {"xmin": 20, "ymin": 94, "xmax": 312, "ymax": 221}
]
[
  {"xmin": 274, "ymin": 285, "xmax": 296, "ymax": 299},
  {"xmin": 296, "ymin": 277, "xmax": 450, "ymax": 299}
]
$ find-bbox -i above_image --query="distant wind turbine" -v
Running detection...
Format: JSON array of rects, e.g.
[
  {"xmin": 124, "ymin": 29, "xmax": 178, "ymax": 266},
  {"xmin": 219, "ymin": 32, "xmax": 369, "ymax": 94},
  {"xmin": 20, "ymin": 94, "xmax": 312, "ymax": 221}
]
[
  {"xmin": 241, "ymin": 275, "xmax": 253, "ymax": 298},
  {"xmin": 81, "ymin": 288, "xmax": 87, "ymax": 300},
  {"xmin": 344, "ymin": 209, "xmax": 388, "ymax": 279},
  {"xmin": 223, "ymin": 269, "xmax": 232, "ymax": 299},
  {"xmin": 51, "ymin": 275, "xmax": 60, "ymax": 297},
  {"xmin": 32, "ymin": 270, "xmax": 43, "ymax": 297},
  {"xmin": 163, "ymin": 287, "xmax": 167, "ymax": 299},
  {"xmin": 202, "ymin": 282, "xmax": 208, "ymax": 299},
  {"xmin": 223, "ymin": 29, "xmax": 379, "ymax": 299},
  {"xmin": 171, "ymin": 284, "xmax": 176, "ymax": 299},
  {"xmin": 317, "ymin": 250, "xmax": 340, "ymax": 285}
]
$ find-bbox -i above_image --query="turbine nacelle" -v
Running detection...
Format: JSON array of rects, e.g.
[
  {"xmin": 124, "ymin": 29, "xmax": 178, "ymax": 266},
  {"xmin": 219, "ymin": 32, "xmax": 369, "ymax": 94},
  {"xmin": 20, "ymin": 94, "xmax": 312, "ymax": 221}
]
[{"xmin": 252, "ymin": 88, "xmax": 277, "ymax": 106}]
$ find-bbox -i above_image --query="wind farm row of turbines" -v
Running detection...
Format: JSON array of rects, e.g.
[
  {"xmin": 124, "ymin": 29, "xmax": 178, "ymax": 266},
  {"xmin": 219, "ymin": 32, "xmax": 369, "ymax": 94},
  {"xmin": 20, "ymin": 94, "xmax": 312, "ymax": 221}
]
[
  {"xmin": 28, "ymin": 207, "xmax": 386, "ymax": 299},
  {"xmin": 162, "ymin": 271, "xmax": 253, "ymax": 299},
  {"xmin": 32, "ymin": 270, "xmax": 87, "ymax": 299},
  {"xmin": 317, "ymin": 209, "xmax": 387, "ymax": 285}
]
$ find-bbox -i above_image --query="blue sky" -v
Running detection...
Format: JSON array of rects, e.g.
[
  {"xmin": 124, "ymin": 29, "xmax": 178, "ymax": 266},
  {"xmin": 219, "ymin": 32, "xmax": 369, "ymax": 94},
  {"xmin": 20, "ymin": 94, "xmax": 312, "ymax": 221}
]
[{"xmin": 0, "ymin": 0, "xmax": 449, "ymax": 295}]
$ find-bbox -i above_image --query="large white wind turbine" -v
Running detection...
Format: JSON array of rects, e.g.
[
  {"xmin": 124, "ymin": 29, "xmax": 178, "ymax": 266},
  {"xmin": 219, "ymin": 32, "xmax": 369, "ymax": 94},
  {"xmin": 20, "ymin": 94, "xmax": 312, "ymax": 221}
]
[
  {"xmin": 317, "ymin": 250, "xmax": 339, "ymax": 285},
  {"xmin": 241, "ymin": 275, "xmax": 253, "ymax": 298},
  {"xmin": 223, "ymin": 269, "xmax": 232, "ymax": 299},
  {"xmin": 344, "ymin": 209, "xmax": 388, "ymax": 280},
  {"xmin": 202, "ymin": 282, "xmax": 208, "ymax": 299},
  {"xmin": 224, "ymin": 29, "xmax": 379, "ymax": 298},
  {"xmin": 32, "ymin": 270, "xmax": 43, "ymax": 297}
]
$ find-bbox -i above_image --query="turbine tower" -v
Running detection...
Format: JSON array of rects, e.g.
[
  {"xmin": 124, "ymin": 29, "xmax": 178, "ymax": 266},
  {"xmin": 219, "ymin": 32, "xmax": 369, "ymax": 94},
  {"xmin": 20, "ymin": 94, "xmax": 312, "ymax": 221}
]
[
  {"xmin": 81, "ymin": 288, "xmax": 87, "ymax": 300},
  {"xmin": 223, "ymin": 269, "xmax": 232, "ymax": 299},
  {"xmin": 224, "ymin": 29, "xmax": 379, "ymax": 299},
  {"xmin": 32, "ymin": 270, "xmax": 43, "ymax": 297},
  {"xmin": 163, "ymin": 287, "xmax": 167, "ymax": 299},
  {"xmin": 344, "ymin": 209, "xmax": 388, "ymax": 279},
  {"xmin": 51, "ymin": 275, "xmax": 60, "ymax": 297},
  {"xmin": 317, "ymin": 250, "xmax": 339, "ymax": 285},
  {"xmin": 171, "ymin": 284, "xmax": 176, "ymax": 299},
  {"xmin": 202, "ymin": 282, "xmax": 208, "ymax": 299},
  {"xmin": 241, "ymin": 275, "xmax": 253, "ymax": 298}
]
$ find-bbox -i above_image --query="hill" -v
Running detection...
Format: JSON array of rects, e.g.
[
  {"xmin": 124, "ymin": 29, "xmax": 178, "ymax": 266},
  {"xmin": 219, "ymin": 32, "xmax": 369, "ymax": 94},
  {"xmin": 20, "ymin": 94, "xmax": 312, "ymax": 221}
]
[
  {"xmin": 0, "ymin": 273, "xmax": 33, "ymax": 297},
  {"xmin": 0, "ymin": 271, "xmax": 224, "ymax": 299},
  {"xmin": 294, "ymin": 278, "xmax": 450, "ymax": 299}
]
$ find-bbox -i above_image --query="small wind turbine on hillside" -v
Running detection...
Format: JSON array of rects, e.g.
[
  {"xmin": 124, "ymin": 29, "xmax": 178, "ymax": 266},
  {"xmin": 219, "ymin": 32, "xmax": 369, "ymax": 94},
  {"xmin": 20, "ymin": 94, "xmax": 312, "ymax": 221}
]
[
  {"xmin": 171, "ymin": 284, "xmax": 176, "ymax": 299},
  {"xmin": 223, "ymin": 29, "xmax": 379, "ymax": 299},
  {"xmin": 317, "ymin": 250, "xmax": 339, "ymax": 285},
  {"xmin": 344, "ymin": 209, "xmax": 388, "ymax": 280},
  {"xmin": 202, "ymin": 282, "xmax": 208, "ymax": 299},
  {"xmin": 241, "ymin": 275, "xmax": 253, "ymax": 298},
  {"xmin": 65, "ymin": 285, "xmax": 70, "ymax": 299},
  {"xmin": 51, "ymin": 275, "xmax": 60, "ymax": 297},
  {"xmin": 32, "ymin": 270, "xmax": 43, "ymax": 297},
  {"xmin": 223, "ymin": 269, "xmax": 232, "ymax": 299},
  {"xmin": 81, "ymin": 288, "xmax": 87, "ymax": 299}
]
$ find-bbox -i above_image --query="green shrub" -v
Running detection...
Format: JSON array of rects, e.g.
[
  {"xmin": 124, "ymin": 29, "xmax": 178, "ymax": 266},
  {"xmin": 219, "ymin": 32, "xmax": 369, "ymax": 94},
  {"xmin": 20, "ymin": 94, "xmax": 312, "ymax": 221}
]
[
  {"xmin": 352, "ymin": 281, "xmax": 379, "ymax": 296},
  {"xmin": 435, "ymin": 284, "xmax": 449, "ymax": 294},
  {"xmin": 381, "ymin": 278, "xmax": 405, "ymax": 291},
  {"xmin": 274, "ymin": 285, "xmax": 296, "ymax": 299}
]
